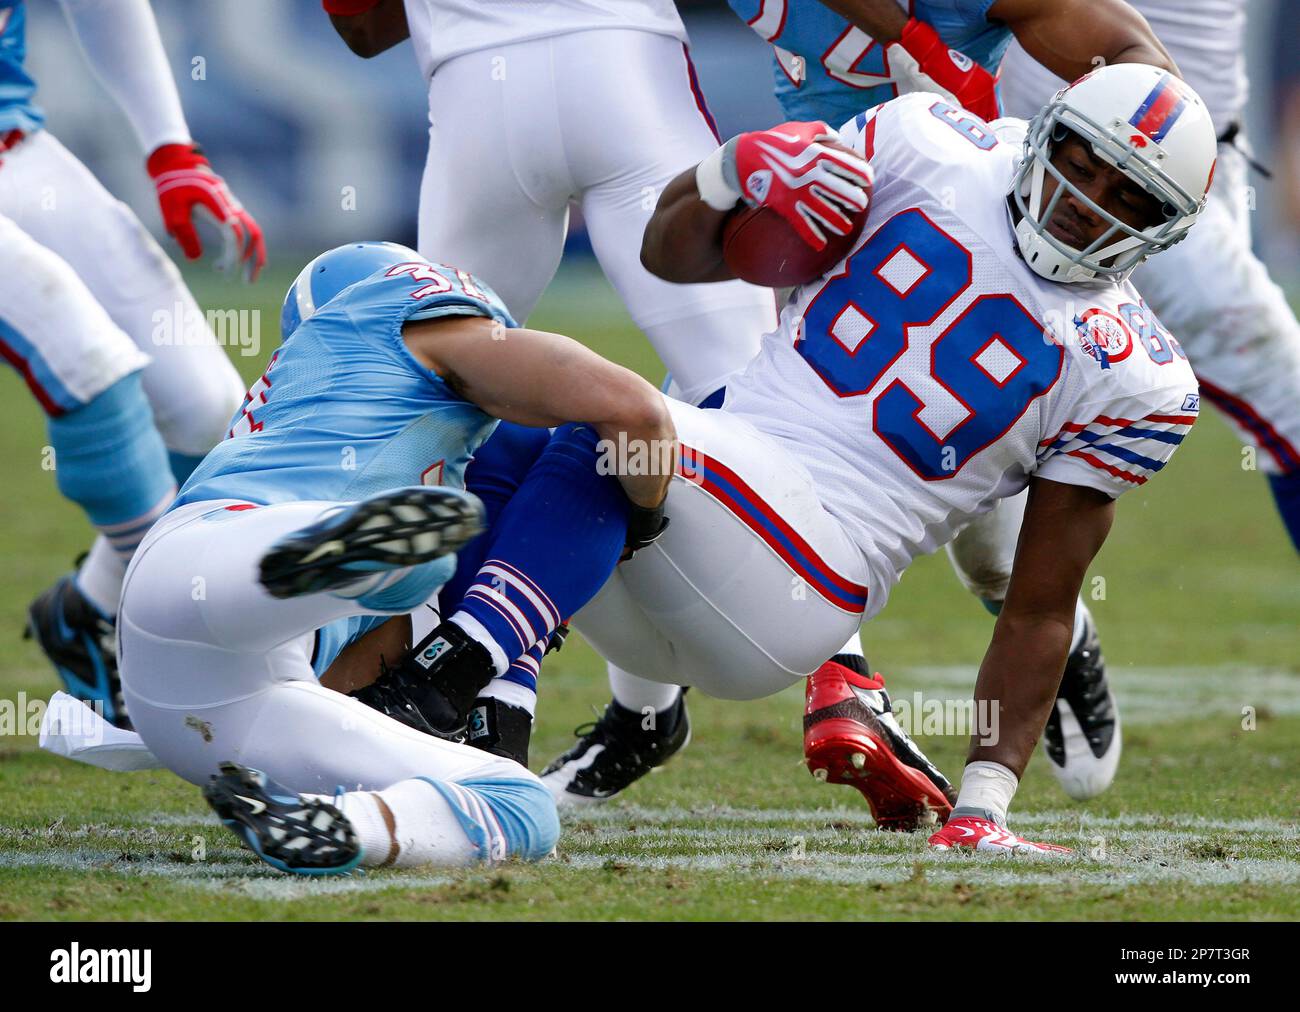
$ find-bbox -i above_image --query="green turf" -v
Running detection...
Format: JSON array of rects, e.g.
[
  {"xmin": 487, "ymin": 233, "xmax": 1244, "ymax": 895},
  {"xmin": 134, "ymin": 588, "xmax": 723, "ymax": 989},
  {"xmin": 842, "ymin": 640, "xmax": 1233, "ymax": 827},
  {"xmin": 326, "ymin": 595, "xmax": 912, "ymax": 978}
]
[{"xmin": 0, "ymin": 258, "xmax": 1295, "ymax": 920}]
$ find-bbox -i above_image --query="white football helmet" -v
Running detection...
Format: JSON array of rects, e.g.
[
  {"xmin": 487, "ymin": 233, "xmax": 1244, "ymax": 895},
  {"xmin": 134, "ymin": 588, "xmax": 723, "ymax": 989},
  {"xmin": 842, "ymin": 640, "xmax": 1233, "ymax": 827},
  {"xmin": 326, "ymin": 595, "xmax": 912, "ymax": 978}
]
[{"xmin": 1010, "ymin": 63, "xmax": 1218, "ymax": 284}]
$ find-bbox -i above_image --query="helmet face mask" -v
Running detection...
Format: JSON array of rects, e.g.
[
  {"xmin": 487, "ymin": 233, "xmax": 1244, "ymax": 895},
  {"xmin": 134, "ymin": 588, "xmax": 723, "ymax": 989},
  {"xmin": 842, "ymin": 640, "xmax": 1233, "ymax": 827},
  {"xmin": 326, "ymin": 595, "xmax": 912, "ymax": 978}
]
[{"xmin": 1009, "ymin": 66, "xmax": 1217, "ymax": 285}]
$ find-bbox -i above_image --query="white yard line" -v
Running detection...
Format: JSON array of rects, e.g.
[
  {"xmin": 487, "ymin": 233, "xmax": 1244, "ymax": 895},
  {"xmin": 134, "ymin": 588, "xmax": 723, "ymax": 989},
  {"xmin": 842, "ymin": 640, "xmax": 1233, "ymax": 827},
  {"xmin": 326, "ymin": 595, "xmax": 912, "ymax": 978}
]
[{"xmin": 896, "ymin": 665, "xmax": 1300, "ymax": 725}]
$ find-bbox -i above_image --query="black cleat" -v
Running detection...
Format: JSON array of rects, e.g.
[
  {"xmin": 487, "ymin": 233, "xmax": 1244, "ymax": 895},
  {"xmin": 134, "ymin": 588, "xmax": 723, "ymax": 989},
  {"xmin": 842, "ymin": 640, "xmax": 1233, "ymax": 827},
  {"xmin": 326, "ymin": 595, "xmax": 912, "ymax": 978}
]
[
  {"xmin": 258, "ymin": 486, "xmax": 485, "ymax": 599},
  {"xmin": 203, "ymin": 762, "xmax": 362, "ymax": 876},
  {"xmin": 1042, "ymin": 606, "xmax": 1121, "ymax": 800},
  {"xmin": 466, "ymin": 696, "xmax": 534, "ymax": 767},
  {"xmin": 540, "ymin": 693, "xmax": 690, "ymax": 806},
  {"xmin": 351, "ymin": 620, "xmax": 496, "ymax": 740},
  {"xmin": 26, "ymin": 572, "xmax": 128, "ymax": 729}
]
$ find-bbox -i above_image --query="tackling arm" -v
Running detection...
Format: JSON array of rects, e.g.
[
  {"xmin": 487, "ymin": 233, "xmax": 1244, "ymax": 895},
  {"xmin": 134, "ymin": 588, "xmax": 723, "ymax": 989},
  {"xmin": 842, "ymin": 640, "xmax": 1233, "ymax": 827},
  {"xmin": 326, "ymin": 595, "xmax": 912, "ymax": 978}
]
[
  {"xmin": 988, "ymin": 0, "xmax": 1179, "ymax": 80},
  {"xmin": 404, "ymin": 315, "xmax": 677, "ymax": 509},
  {"xmin": 967, "ymin": 477, "xmax": 1114, "ymax": 776},
  {"xmin": 324, "ymin": 0, "xmax": 411, "ymax": 59}
]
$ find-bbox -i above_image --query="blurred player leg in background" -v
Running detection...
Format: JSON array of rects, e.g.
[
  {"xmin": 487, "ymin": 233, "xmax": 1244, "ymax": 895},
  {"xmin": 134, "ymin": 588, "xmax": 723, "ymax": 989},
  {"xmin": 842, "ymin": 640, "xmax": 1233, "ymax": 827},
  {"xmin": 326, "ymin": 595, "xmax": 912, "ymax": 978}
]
[
  {"xmin": 1131, "ymin": 144, "xmax": 1300, "ymax": 550},
  {"xmin": 0, "ymin": 0, "xmax": 262, "ymax": 729},
  {"xmin": 0, "ymin": 215, "xmax": 175, "ymax": 728},
  {"xmin": 0, "ymin": 131, "xmax": 245, "ymax": 483},
  {"xmin": 119, "ymin": 494, "xmax": 558, "ymax": 873},
  {"xmin": 416, "ymin": 28, "xmax": 778, "ymax": 798}
]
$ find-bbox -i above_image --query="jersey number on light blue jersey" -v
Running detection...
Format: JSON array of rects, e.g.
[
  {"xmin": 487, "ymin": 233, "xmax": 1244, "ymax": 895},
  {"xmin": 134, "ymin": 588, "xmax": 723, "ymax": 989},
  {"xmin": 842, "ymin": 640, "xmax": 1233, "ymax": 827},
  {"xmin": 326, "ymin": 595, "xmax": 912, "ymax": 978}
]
[{"xmin": 798, "ymin": 208, "xmax": 1063, "ymax": 479}]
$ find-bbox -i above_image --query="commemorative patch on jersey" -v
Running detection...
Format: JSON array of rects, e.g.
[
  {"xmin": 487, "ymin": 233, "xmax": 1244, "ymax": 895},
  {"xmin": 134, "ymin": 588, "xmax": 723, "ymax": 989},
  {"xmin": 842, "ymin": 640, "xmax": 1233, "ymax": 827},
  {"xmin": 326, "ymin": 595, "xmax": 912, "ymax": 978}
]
[{"xmin": 1074, "ymin": 309, "xmax": 1135, "ymax": 369}]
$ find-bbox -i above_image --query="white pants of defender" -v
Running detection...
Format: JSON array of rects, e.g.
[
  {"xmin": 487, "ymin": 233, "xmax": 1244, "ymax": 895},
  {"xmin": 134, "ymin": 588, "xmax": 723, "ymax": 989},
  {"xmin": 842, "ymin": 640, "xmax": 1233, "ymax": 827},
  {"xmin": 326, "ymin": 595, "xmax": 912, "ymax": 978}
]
[
  {"xmin": 0, "ymin": 130, "xmax": 243, "ymax": 452},
  {"xmin": 418, "ymin": 27, "xmax": 777, "ymax": 406},
  {"xmin": 119, "ymin": 500, "xmax": 525, "ymax": 794},
  {"xmin": 573, "ymin": 400, "xmax": 872, "ymax": 701}
]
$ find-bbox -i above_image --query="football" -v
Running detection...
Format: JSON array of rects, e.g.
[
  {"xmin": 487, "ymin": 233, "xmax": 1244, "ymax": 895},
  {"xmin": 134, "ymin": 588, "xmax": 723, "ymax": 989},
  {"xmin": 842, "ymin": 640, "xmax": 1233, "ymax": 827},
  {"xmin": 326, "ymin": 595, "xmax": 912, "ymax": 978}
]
[{"xmin": 722, "ymin": 201, "xmax": 867, "ymax": 287}]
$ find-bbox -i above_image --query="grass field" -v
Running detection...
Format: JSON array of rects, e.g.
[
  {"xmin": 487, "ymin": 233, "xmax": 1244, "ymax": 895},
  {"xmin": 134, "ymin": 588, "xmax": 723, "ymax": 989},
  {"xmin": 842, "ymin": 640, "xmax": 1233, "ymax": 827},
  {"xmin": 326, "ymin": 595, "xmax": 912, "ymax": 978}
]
[{"xmin": 0, "ymin": 259, "xmax": 1296, "ymax": 921}]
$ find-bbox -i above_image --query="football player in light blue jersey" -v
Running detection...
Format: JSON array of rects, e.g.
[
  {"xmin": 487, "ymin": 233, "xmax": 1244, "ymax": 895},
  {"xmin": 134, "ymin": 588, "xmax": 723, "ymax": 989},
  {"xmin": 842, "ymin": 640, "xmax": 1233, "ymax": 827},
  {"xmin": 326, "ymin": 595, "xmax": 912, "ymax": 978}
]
[
  {"xmin": 115, "ymin": 241, "xmax": 676, "ymax": 874},
  {"xmin": 728, "ymin": 0, "xmax": 1177, "ymax": 129}
]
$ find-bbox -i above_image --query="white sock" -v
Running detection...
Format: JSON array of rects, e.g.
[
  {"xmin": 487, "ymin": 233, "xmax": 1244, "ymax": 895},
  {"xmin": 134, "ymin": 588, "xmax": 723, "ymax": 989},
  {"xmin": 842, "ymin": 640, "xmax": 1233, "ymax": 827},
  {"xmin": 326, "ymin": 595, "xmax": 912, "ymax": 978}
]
[
  {"xmin": 376, "ymin": 778, "xmax": 486, "ymax": 867},
  {"xmin": 323, "ymin": 790, "xmax": 396, "ymax": 866},
  {"xmin": 1071, "ymin": 598, "xmax": 1090, "ymax": 652},
  {"xmin": 833, "ymin": 632, "xmax": 865, "ymax": 659},
  {"xmin": 75, "ymin": 536, "xmax": 127, "ymax": 617},
  {"xmin": 608, "ymin": 663, "xmax": 680, "ymax": 714},
  {"xmin": 479, "ymin": 676, "xmax": 537, "ymax": 715},
  {"xmin": 310, "ymin": 779, "xmax": 482, "ymax": 868},
  {"xmin": 449, "ymin": 611, "xmax": 510, "ymax": 676},
  {"xmin": 953, "ymin": 760, "xmax": 1019, "ymax": 825}
]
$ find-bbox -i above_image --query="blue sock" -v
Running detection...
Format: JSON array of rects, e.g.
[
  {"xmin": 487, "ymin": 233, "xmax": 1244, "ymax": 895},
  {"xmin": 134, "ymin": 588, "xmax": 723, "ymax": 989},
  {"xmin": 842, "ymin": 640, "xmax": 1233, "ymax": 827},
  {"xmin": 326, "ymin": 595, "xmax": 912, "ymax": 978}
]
[
  {"xmin": 439, "ymin": 422, "xmax": 551, "ymax": 611},
  {"xmin": 418, "ymin": 776, "xmax": 559, "ymax": 863},
  {"xmin": 1267, "ymin": 470, "xmax": 1300, "ymax": 553},
  {"xmin": 451, "ymin": 423, "xmax": 629, "ymax": 661},
  {"xmin": 47, "ymin": 373, "xmax": 176, "ymax": 562},
  {"xmin": 982, "ymin": 598, "xmax": 1003, "ymax": 617}
]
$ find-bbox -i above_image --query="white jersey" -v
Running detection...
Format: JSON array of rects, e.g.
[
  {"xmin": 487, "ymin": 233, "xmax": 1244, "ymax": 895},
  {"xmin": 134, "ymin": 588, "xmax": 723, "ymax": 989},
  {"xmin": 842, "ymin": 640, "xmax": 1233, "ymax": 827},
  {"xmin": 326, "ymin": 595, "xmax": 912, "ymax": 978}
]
[
  {"xmin": 723, "ymin": 94, "xmax": 1200, "ymax": 612},
  {"xmin": 403, "ymin": 0, "xmax": 687, "ymax": 79},
  {"xmin": 998, "ymin": 0, "xmax": 1247, "ymax": 135}
]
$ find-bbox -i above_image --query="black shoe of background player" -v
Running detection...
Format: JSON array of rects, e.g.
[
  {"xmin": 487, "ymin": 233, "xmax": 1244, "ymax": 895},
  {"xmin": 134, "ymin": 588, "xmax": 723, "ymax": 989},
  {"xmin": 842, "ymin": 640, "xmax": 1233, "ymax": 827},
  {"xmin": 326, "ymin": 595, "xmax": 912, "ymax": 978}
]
[
  {"xmin": 26, "ymin": 571, "xmax": 130, "ymax": 730},
  {"xmin": 351, "ymin": 620, "xmax": 496, "ymax": 740},
  {"xmin": 465, "ymin": 695, "xmax": 534, "ymax": 767},
  {"xmin": 1042, "ymin": 606, "xmax": 1121, "ymax": 801},
  {"xmin": 540, "ymin": 692, "xmax": 691, "ymax": 805}
]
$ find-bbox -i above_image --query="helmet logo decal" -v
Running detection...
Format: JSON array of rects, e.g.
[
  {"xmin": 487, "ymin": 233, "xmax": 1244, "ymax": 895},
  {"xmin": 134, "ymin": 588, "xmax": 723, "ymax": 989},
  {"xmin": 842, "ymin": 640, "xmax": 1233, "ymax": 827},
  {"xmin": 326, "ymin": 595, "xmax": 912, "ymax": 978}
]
[{"xmin": 1128, "ymin": 73, "xmax": 1189, "ymax": 143}]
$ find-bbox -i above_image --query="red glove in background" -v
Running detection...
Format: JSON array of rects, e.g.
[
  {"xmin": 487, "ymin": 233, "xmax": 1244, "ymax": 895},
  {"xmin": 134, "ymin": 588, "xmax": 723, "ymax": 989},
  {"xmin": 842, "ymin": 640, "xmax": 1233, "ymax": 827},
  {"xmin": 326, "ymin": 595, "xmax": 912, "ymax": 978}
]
[
  {"xmin": 888, "ymin": 18, "xmax": 1000, "ymax": 122},
  {"xmin": 147, "ymin": 142, "xmax": 266, "ymax": 283}
]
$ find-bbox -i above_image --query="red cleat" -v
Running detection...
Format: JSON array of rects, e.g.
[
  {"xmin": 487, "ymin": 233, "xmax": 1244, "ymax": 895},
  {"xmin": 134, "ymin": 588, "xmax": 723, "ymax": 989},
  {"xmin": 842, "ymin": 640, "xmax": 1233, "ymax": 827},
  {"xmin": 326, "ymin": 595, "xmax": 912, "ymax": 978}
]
[
  {"xmin": 928, "ymin": 815, "xmax": 1072, "ymax": 856},
  {"xmin": 803, "ymin": 660, "xmax": 956, "ymax": 831}
]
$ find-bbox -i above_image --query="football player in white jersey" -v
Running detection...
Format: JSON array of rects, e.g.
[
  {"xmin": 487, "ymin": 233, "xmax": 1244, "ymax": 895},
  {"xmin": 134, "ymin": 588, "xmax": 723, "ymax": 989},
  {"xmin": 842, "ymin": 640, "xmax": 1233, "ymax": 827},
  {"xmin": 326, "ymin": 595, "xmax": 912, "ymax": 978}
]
[
  {"xmin": 1, "ymin": 0, "xmax": 264, "ymax": 729},
  {"xmin": 996, "ymin": 0, "xmax": 1300, "ymax": 569},
  {"xmin": 538, "ymin": 63, "xmax": 1213, "ymax": 852},
  {"xmin": 321, "ymin": 0, "xmax": 786, "ymax": 798}
]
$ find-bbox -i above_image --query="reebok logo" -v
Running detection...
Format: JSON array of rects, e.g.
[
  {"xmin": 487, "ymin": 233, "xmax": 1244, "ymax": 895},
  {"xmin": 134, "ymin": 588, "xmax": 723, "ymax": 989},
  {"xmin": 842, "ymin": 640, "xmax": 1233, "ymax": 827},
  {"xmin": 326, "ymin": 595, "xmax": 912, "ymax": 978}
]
[
  {"xmin": 745, "ymin": 169, "xmax": 773, "ymax": 203},
  {"xmin": 416, "ymin": 637, "xmax": 451, "ymax": 669},
  {"xmin": 50, "ymin": 944, "xmax": 151, "ymax": 992},
  {"xmin": 948, "ymin": 49, "xmax": 973, "ymax": 72}
]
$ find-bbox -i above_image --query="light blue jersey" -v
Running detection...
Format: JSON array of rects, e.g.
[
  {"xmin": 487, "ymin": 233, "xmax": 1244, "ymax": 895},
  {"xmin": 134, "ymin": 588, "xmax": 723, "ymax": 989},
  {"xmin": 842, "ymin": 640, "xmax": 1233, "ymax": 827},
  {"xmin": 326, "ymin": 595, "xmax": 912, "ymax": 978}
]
[
  {"xmin": 727, "ymin": 0, "xmax": 1011, "ymax": 127},
  {"xmin": 0, "ymin": 1, "xmax": 43, "ymax": 134},
  {"xmin": 175, "ymin": 260, "xmax": 515, "ymax": 512},
  {"xmin": 175, "ymin": 259, "xmax": 515, "ymax": 677}
]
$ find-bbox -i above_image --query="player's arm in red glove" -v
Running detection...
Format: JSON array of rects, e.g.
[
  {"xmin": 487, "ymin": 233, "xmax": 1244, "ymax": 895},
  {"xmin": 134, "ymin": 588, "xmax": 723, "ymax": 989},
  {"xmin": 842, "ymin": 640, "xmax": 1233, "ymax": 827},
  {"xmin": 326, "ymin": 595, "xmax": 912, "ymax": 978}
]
[
  {"xmin": 147, "ymin": 143, "xmax": 266, "ymax": 283},
  {"xmin": 695, "ymin": 121, "xmax": 873, "ymax": 251},
  {"xmin": 323, "ymin": 0, "xmax": 411, "ymax": 59},
  {"xmin": 58, "ymin": 0, "xmax": 266, "ymax": 282},
  {"xmin": 929, "ymin": 477, "xmax": 1114, "ymax": 855},
  {"xmin": 640, "ymin": 122, "xmax": 872, "ymax": 282},
  {"xmin": 817, "ymin": 0, "xmax": 1000, "ymax": 120}
]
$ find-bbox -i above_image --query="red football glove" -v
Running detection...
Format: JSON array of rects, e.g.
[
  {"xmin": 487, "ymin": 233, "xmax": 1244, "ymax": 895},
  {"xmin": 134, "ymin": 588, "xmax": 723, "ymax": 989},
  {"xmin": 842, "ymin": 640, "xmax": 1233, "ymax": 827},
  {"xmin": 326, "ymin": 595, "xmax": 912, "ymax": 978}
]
[
  {"xmin": 887, "ymin": 18, "xmax": 1000, "ymax": 122},
  {"xmin": 928, "ymin": 816, "xmax": 1072, "ymax": 856},
  {"xmin": 697, "ymin": 120, "xmax": 873, "ymax": 252},
  {"xmin": 147, "ymin": 143, "xmax": 266, "ymax": 283}
]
